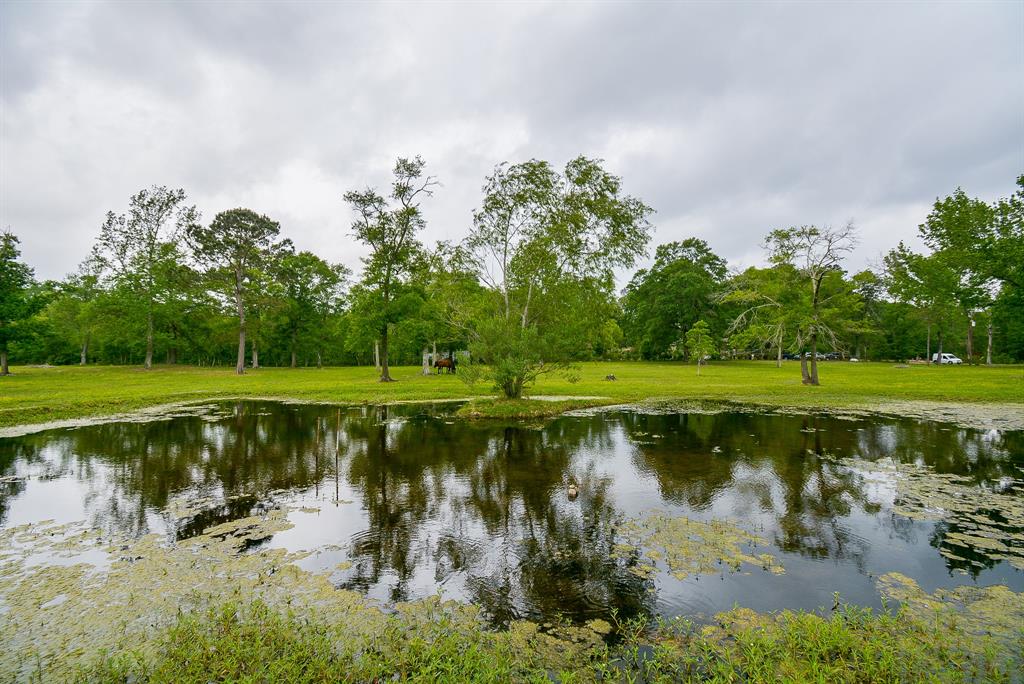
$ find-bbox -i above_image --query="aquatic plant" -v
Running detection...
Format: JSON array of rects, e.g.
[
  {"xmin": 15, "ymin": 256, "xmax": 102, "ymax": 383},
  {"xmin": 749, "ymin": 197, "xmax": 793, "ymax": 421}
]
[
  {"xmin": 613, "ymin": 511, "xmax": 784, "ymax": 580},
  {"xmin": 840, "ymin": 456, "xmax": 1024, "ymax": 570}
]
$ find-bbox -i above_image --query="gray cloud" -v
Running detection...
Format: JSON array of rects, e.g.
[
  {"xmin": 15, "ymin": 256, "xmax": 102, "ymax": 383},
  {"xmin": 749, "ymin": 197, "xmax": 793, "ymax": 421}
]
[{"xmin": 2, "ymin": 0, "xmax": 1021, "ymax": 283}]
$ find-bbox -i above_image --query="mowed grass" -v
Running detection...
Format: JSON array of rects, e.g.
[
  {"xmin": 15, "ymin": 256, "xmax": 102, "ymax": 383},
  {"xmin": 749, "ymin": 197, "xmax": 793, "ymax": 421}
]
[{"xmin": 0, "ymin": 360, "xmax": 1021, "ymax": 429}]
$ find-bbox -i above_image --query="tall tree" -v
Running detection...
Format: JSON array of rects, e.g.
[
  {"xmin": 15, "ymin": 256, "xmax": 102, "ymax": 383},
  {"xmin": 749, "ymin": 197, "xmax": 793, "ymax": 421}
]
[
  {"xmin": 848, "ymin": 270, "xmax": 885, "ymax": 360},
  {"xmin": 765, "ymin": 223, "xmax": 858, "ymax": 385},
  {"xmin": 0, "ymin": 232, "xmax": 37, "ymax": 375},
  {"xmin": 187, "ymin": 208, "xmax": 284, "ymax": 375},
  {"xmin": 94, "ymin": 186, "xmax": 199, "ymax": 369},
  {"xmin": 724, "ymin": 263, "xmax": 804, "ymax": 367},
  {"xmin": 465, "ymin": 157, "xmax": 652, "ymax": 398},
  {"xmin": 276, "ymin": 250, "xmax": 348, "ymax": 368},
  {"xmin": 884, "ymin": 243, "xmax": 960, "ymax": 363},
  {"xmin": 919, "ymin": 183, "xmax": 1021, "ymax": 290},
  {"xmin": 621, "ymin": 239, "xmax": 727, "ymax": 359},
  {"xmin": 46, "ymin": 257, "xmax": 104, "ymax": 365},
  {"xmin": 988, "ymin": 176, "xmax": 1024, "ymax": 290},
  {"xmin": 344, "ymin": 156, "xmax": 436, "ymax": 382},
  {"xmin": 917, "ymin": 189, "xmax": 997, "ymax": 362}
]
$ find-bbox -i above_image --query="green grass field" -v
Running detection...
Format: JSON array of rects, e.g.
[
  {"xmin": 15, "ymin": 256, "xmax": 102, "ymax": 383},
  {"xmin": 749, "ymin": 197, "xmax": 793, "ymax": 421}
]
[{"xmin": 1, "ymin": 360, "xmax": 1021, "ymax": 429}]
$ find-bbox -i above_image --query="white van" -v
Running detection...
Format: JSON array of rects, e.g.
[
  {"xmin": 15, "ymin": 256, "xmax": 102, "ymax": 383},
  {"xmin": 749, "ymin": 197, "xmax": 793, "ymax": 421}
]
[{"xmin": 932, "ymin": 353, "xmax": 963, "ymax": 365}]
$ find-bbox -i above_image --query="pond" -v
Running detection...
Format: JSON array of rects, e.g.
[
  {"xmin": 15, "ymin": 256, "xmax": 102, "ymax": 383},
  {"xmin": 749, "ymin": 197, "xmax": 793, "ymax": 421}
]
[{"xmin": 1, "ymin": 400, "xmax": 1022, "ymax": 628}]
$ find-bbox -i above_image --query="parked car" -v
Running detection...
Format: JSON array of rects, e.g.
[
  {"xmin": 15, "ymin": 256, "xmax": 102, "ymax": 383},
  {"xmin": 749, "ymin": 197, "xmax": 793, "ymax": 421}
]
[{"xmin": 932, "ymin": 353, "xmax": 963, "ymax": 364}]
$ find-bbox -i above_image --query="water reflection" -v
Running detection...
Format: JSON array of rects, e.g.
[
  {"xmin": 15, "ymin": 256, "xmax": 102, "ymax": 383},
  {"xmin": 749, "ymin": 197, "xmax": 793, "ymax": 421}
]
[{"xmin": 1, "ymin": 402, "xmax": 1021, "ymax": 625}]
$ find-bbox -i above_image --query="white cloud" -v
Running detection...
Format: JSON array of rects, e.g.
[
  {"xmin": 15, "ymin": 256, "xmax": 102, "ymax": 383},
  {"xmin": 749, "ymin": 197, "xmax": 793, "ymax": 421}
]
[{"xmin": 2, "ymin": 0, "xmax": 1021, "ymax": 283}]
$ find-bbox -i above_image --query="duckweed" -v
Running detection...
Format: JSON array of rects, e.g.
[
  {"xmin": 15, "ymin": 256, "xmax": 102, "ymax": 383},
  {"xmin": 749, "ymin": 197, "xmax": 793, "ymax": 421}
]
[
  {"xmin": 614, "ymin": 512, "xmax": 784, "ymax": 580},
  {"xmin": 840, "ymin": 456, "xmax": 1024, "ymax": 570}
]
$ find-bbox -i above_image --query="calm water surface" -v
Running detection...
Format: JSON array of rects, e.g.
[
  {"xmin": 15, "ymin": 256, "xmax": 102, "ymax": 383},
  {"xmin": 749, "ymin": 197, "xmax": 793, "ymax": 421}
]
[{"xmin": 1, "ymin": 401, "xmax": 1021, "ymax": 626}]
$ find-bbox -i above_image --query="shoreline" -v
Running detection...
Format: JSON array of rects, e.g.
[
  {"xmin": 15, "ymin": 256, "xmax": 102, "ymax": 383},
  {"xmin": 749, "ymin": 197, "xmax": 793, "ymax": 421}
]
[{"xmin": 2, "ymin": 393, "xmax": 1022, "ymax": 438}]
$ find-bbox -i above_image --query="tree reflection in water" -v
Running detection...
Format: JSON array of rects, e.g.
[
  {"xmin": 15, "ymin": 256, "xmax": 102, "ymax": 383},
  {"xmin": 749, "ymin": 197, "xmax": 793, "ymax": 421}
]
[{"xmin": 0, "ymin": 401, "xmax": 1019, "ymax": 625}]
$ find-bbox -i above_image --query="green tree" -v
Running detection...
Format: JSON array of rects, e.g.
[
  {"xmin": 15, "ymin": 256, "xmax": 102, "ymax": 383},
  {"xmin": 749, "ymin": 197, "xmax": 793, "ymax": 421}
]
[
  {"xmin": 848, "ymin": 270, "xmax": 885, "ymax": 360},
  {"xmin": 683, "ymin": 319, "xmax": 715, "ymax": 375},
  {"xmin": 187, "ymin": 208, "xmax": 285, "ymax": 375},
  {"xmin": 765, "ymin": 223, "xmax": 858, "ymax": 385},
  {"xmin": 465, "ymin": 157, "xmax": 653, "ymax": 398},
  {"xmin": 44, "ymin": 258, "xmax": 104, "ymax": 365},
  {"xmin": 724, "ymin": 264, "xmax": 804, "ymax": 367},
  {"xmin": 917, "ymin": 190, "xmax": 997, "ymax": 362},
  {"xmin": 919, "ymin": 183, "xmax": 1021, "ymax": 290},
  {"xmin": 344, "ymin": 156, "xmax": 436, "ymax": 382},
  {"xmin": 988, "ymin": 176, "xmax": 1024, "ymax": 291},
  {"xmin": 276, "ymin": 250, "xmax": 348, "ymax": 368},
  {"xmin": 621, "ymin": 239, "xmax": 727, "ymax": 359},
  {"xmin": 884, "ymin": 243, "xmax": 960, "ymax": 362},
  {"xmin": 0, "ymin": 231, "xmax": 38, "ymax": 375},
  {"xmin": 94, "ymin": 186, "xmax": 199, "ymax": 369}
]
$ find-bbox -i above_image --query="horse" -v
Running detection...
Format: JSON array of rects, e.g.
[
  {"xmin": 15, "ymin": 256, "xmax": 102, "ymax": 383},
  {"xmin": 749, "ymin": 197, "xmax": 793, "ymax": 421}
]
[{"xmin": 434, "ymin": 357, "xmax": 456, "ymax": 374}]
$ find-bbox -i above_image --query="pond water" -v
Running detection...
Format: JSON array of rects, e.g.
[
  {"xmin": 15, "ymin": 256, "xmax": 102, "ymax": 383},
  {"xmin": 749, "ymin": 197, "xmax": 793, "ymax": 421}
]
[{"xmin": 1, "ymin": 401, "xmax": 1022, "ymax": 627}]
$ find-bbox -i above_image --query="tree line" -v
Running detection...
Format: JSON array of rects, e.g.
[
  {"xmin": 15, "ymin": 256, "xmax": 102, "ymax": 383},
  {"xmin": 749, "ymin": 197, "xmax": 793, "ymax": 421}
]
[{"xmin": 1, "ymin": 158, "xmax": 1021, "ymax": 392}]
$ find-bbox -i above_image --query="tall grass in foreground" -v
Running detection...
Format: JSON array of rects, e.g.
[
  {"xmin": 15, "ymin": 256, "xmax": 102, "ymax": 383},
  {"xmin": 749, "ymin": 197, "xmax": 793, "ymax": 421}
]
[{"xmin": 81, "ymin": 599, "xmax": 1018, "ymax": 683}]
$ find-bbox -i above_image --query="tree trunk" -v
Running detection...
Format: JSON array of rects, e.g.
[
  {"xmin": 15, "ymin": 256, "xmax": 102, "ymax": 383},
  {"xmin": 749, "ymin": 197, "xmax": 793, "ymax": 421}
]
[
  {"xmin": 252, "ymin": 341, "xmax": 259, "ymax": 369},
  {"xmin": 291, "ymin": 329, "xmax": 297, "ymax": 368},
  {"xmin": 696, "ymin": 359, "xmax": 701, "ymax": 376},
  {"xmin": 502, "ymin": 376, "xmax": 523, "ymax": 399},
  {"xmin": 379, "ymin": 326, "xmax": 393, "ymax": 382},
  {"xmin": 235, "ymin": 285, "xmax": 246, "ymax": 376},
  {"xmin": 316, "ymin": 350, "xmax": 322, "ymax": 369},
  {"xmin": 794, "ymin": 335, "xmax": 811, "ymax": 387},
  {"xmin": 374, "ymin": 340, "xmax": 381, "ymax": 372},
  {"xmin": 0, "ymin": 350, "xmax": 8, "ymax": 376},
  {"xmin": 986, "ymin": 322, "xmax": 993, "ymax": 365},
  {"xmin": 926, "ymin": 323, "xmax": 931, "ymax": 362},
  {"xmin": 421, "ymin": 347, "xmax": 430, "ymax": 375},
  {"xmin": 776, "ymin": 342, "xmax": 782, "ymax": 368},
  {"xmin": 80, "ymin": 332, "xmax": 89, "ymax": 366},
  {"xmin": 235, "ymin": 326, "xmax": 246, "ymax": 375},
  {"xmin": 936, "ymin": 329, "xmax": 943, "ymax": 364},
  {"xmin": 808, "ymin": 332, "xmax": 820, "ymax": 385},
  {"xmin": 145, "ymin": 310, "xmax": 154, "ymax": 369},
  {"xmin": 966, "ymin": 315, "xmax": 974, "ymax": 364}
]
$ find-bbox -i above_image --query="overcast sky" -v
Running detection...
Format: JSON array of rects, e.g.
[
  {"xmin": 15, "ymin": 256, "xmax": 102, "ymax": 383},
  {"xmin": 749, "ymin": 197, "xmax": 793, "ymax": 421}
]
[{"xmin": 2, "ymin": 1, "xmax": 1021, "ymax": 285}]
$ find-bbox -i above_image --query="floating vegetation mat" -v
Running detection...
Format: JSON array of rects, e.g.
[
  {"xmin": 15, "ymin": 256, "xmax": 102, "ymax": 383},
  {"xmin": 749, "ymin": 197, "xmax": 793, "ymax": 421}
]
[
  {"xmin": 614, "ymin": 512, "xmax": 783, "ymax": 580},
  {"xmin": 838, "ymin": 456, "xmax": 1024, "ymax": 571},
  {"xmin": 878, "ymin": 572, "xmax": 1024, "ymax": 654},
  {"xmin": 0, "ymin": 513, "xmax": 606, "ymax": 682}
]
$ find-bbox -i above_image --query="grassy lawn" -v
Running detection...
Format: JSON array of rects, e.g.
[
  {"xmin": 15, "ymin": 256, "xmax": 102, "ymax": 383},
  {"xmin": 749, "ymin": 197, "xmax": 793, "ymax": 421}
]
[{"xmin": 1, "ymin": 360, "xmax": 1021, "ymax": 429}]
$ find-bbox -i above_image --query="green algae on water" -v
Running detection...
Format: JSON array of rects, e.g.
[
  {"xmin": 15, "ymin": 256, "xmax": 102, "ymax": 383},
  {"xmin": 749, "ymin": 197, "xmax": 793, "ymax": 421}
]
[
  {"xmin": 878, "ymin": 571, "xmax": 1024, "ymax": 656},
  {"xmin": 614, "ymin": 511, "xmax": 783, "ymax": 580},
  {"xmin": 0, "ymin": 513, "xmax": 609, "ymax": 682},
  {"xmin": 838, "ymin": 456, "xmax": 1024, "ymax": 570}
]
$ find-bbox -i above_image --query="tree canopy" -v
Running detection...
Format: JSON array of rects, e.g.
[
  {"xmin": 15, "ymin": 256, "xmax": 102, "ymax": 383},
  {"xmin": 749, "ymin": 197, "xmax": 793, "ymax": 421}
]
[
  {"xmin": 344, "ymin": 156, "xmax": 436, "ymax": 382},
  {"xmin": 2, "ymin": 167, "xmax": 1021, "ymax": 378},
  {"xmin": 463, "ymin": 156, "xmax": 653, "ymax": 398},
  {"xmin": 622, "ymin": 238, "xmax": 728, "ymax": 359},
  {"xmin": 0, "ymin": 232, "xmax": 39, "ymax": 375}
]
